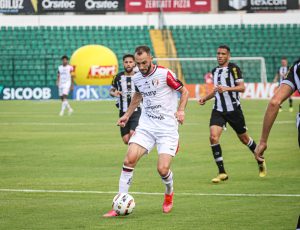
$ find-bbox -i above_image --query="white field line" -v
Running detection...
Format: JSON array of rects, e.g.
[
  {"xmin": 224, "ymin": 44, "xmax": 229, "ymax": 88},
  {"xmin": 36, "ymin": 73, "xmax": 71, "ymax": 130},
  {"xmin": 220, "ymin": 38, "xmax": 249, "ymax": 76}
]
[
  {"xmin": 0, "ymin": 121, "xmax": 295, "ymax": 126},
  {"xmin": 0, "ymin": 188, "xmax": 299, "ymax": 198}
]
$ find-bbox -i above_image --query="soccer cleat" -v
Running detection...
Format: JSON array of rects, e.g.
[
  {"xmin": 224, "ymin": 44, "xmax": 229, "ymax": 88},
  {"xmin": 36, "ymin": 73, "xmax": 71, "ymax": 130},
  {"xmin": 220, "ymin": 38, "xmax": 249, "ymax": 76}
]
[
  {"xmin": 59, "ymin": 111, "xmax": 64, "ymax": 116},
  {"xmin": 289, "ymin": 107, "xmax": 294, "ymax": 112},
  {"xmin": 162, "ymin": 192, "xmax": 174, "ymax": 213},
  {"xmin": 211, "ymin": 173, "xmax": 228, "ymax": 183},
  {"xmin": 258, "ymin": 161, "xmax": 267, "ymax": 177},
  {"xmin": 68, "ymin": 108, "xmax": 74, "ymax": 116},
  {"xmin": 103, "ymin": 209, "xmax": 119, "ymax": 217}
]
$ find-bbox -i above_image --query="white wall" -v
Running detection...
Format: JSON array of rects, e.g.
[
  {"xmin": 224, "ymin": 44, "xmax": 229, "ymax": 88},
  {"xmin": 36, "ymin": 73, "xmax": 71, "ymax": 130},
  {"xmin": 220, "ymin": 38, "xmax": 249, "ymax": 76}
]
[{"xmin": 0, "ymin": 12, "xmax": 299, "ymax": 27}]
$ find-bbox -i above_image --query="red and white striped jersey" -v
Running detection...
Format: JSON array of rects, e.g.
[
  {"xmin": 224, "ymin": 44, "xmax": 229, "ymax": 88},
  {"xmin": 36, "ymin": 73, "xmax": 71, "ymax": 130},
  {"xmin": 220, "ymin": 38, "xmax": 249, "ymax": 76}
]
[{"xmin": 132, "ymin": 65, "xmax": 183, "ymax": 132}]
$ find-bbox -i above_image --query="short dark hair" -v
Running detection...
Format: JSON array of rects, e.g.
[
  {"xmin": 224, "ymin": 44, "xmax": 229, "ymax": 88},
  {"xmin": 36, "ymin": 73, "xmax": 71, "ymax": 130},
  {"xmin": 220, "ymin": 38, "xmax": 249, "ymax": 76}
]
[
  {"xmin": 123, "ymin": 54, "xmax": 135, "ymax": 61},
  {"xmin": 218, "ymin": 45, "xmax": 230, "ymax": 52},
  {"xmin": 61, "ymin": 55, "xmax": 69, "ymax": 60},
  {"xmin": 281, "ymin": 56, "xmax": 287, "ymax": 60},
  {"xmin": 135, "ymin": 45, "xmax": 151, "ymax": 56}
]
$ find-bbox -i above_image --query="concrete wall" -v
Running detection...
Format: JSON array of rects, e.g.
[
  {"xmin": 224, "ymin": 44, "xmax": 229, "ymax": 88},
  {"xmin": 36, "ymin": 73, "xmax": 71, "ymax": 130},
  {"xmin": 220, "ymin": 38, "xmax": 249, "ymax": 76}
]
[{"xmin": 0, "ymin": 12, "xmax": 299, "ymax": 27}]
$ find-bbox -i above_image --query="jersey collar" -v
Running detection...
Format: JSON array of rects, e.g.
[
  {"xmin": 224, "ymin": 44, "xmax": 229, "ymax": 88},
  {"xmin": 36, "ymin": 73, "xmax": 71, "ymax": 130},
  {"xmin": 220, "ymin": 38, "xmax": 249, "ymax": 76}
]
[{"xmin": 142, "ymin": 65, "xmax": 157, "ymax": 78}]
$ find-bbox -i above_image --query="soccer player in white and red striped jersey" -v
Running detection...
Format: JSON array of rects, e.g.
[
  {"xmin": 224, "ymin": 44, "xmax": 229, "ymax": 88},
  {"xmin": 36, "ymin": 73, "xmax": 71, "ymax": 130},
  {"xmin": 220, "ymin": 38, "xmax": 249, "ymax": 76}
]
[{"xmin": 103, "ymin": 45, "xmax": 189, "ymax": 217}]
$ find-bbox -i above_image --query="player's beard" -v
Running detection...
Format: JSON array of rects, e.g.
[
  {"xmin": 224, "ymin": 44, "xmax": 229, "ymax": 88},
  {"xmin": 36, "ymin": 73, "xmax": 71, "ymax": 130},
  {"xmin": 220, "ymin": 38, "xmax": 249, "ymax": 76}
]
[
  {"xmin": 125, "ymin": 67, "xmax": 134, "ymax": 74},
  {"xmin": 141, "ymin": 64, "xmax": 152, "ymax": 75}
]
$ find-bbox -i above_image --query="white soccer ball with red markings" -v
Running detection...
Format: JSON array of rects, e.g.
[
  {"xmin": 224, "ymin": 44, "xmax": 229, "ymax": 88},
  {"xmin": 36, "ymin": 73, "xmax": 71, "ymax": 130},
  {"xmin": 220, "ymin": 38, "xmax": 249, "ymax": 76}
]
[{"xmin": 112, "ymin": 193, "xmax": 135, "ymax": 216}]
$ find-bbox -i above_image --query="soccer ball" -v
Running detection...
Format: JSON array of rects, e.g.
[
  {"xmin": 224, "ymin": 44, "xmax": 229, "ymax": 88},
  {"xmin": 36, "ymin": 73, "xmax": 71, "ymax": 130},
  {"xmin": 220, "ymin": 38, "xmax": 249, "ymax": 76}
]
[{"xmin": 112, "ymin": 193, "xmax": 135, "ymax": 216}]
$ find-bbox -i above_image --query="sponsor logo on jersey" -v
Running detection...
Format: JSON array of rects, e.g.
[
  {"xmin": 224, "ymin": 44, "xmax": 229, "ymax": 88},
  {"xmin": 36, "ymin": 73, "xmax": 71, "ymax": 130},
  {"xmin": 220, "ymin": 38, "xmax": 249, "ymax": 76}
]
[{"xmin": 141, "ymin": 91, "xmax": 157, "ymax": 97}]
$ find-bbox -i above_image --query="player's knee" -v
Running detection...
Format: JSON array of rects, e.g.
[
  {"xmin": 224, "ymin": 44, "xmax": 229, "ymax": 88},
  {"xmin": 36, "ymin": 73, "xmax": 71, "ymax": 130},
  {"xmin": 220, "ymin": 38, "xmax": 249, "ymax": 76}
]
[
  {"xmin": 270, "ymin": 97, "xmax": 282, "ymax": 108},
  {"xmin": 157, "ymin": 164, "xmax": 169, "ymax": 177},
  {"xmin": 209, "ymin": 134, "xmax": 219, "ymax": 144},
  {"xmin": 123, "ymin": 155, "xmax": 138, "ymax": 168}
]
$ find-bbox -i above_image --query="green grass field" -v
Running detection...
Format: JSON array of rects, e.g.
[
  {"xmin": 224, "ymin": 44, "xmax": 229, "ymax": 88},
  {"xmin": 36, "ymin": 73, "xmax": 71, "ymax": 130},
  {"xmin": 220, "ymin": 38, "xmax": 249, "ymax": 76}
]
[{"xmin": 0, "ymin": 100, "xmax": 299, "ymax": 230}]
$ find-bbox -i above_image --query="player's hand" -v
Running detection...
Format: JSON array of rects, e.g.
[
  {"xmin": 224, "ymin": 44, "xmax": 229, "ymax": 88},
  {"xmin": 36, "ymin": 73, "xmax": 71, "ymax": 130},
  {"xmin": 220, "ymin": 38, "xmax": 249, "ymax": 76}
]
[
  {"xmin": 216, "ymin": 85, "xmax": 227, "ymax": 93},
  {"xmin": 176, "ymin": 110, "xmax": 185, "ymax": 125},
  {"xmin": 114, "ymin": 91, "xmax": 122, "ymax": 97},
  {"xmin": 117, "ymin": 114, "xmax": 129, "ymax": 127},
  {"xmin": 198, "ymin": 98, "xmax": 206, "ymax": 105},
  {"xmin": 254, "ymin": 141, "xmax": 267, "ymax": 163}
]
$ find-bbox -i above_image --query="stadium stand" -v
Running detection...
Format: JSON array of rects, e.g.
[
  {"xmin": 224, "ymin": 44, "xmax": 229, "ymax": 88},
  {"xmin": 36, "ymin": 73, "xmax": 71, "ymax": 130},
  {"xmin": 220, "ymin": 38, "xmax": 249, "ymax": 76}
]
[
  {"xmin": 0, "ymin": 24, "xmax": 299, "ymax": 86},
  {"xmin": 170, "ymin": 24, "xmax": 300, "ymax": 83},
  {"xmin": 0, "ymin": 26, "xmax": 154, "ymax": 86}
]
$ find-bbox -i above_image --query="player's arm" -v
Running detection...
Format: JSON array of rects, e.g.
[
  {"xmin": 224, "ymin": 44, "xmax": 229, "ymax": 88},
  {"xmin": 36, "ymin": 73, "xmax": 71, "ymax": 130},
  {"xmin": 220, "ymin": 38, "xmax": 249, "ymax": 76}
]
[
  {"xmin": 56, "ymin": 73, "xmax": 60, "ymax": 87},
  {"xmin": 71, "ymin": 75, "xmax": 75, "ymax": 90},
  {"xmin": 117, "ymin": 92, "xmax": 142, "ymax": 127},
  {"xmin": 198, "ymin": 90, "xmax": 215, "ymax": 105},
  {"xmin": 255, "ymin": 84, "xmax": 293, "ymax": 161},
  {"xmin": 273, "ymin": 73, "xmax": 279, "ymax": 83},
  {"xmin": 218, "ymin": 81, "xmax": 245, "ymax": 93},
  {"xmin": 109, "ymin": 87, "xmax": 122, "ymax": 97},
  {"xmin": 166, "ymin": 71, "xmax": 188, "ymax": 124},
  {"xmin": 110, "ymin": 75, "xmax": 122, "ymax": 97},
  {"xmin": 217, "ymin": 65, "xmax": 245, "ymax": 93},
  {"xmin": 176, "ymin": 86, "xmax": 189, "ymax": 124}
]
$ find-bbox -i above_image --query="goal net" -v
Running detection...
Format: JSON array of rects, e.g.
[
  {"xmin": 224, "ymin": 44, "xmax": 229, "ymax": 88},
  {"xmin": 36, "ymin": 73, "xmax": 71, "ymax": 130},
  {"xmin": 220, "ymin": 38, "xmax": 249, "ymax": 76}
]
[{"xmin": 154, "ymin": 57, "xmax": 267, "ymax": 84}]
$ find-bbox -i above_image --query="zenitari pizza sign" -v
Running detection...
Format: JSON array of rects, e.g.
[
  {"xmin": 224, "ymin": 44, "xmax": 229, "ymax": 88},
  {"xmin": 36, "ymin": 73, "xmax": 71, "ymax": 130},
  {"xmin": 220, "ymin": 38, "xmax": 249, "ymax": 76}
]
[{"xmin": 125, "ymin": 0, "xmax": 211, "ymax": 12}]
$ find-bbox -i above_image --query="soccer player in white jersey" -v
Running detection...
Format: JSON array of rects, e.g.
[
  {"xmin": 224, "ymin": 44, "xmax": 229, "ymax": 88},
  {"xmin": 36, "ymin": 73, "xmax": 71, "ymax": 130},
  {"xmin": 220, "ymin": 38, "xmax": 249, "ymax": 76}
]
[
  {"xmin": 103, "ymin": 45, "xmax": 189, "ymax": 217},
  {"xmin": 56, "ymin": 55, "xmax": 74, "ymax": 116}
]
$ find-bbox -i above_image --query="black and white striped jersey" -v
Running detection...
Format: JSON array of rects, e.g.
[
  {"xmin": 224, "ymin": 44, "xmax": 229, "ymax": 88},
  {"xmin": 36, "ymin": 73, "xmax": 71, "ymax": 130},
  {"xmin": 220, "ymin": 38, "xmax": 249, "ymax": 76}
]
[
  {"xmin": 111, "ymin": 71, "xmax": 139, "ymax": 113},
  {"xmin": 282, "ymin": 59, "xmax": 300, "ymax": 93},
  {"xmin": 212, "ymin": 63, "xmax": 244, "ymax": 112},
  {"xmin": 277, "ymin": 66, "xmax": 289, "ymax": 83}
]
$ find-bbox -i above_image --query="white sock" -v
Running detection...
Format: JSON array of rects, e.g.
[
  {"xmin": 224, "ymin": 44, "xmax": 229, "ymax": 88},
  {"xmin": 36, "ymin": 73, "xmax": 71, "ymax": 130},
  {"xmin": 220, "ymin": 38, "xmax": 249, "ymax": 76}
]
[
  {"xmin": 65, "ymin": 100, "xmax": 72, "ymax": 110},
  {"xmin": 119, "ymin": 165, "xmax": 134, "ymax": 193},
  {"xmin": 61, "ymin": 101, "xmax": 67, "ymax": 112},
  {"xmin": 161, "ymin": 170, "xmax": 173, "ymax": 195}
]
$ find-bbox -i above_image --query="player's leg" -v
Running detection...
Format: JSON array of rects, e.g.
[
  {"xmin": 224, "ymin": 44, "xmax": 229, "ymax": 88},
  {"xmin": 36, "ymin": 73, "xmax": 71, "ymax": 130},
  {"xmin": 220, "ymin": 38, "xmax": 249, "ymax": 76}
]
[
  {"xmin": 119, "ymin": 143, "xmax": 147, "ymax": 193},
  {"xmin": 120, "ymin": 124, "xmax": 130, "ymax": 145},
  {"xmin": 63, "ymin": 86, "xmax": 73, "ymax": 115},
  {"xmin": 156, "ymin": 132, "xmax": 178, "ymax": 213},
  {"xmin": 227, "ymin": 108, "xmax": 267, "ymax": 177},
  {"xmin": 59, "ymin": 94, "xmax": 67, "ymax": 116},
  {"xmin": 288, "ymin": 97, "xmax": 293, "ymax": 112},
  {"xmin": 104, "ymin": 128, "xmax": 155, "ymax": 217},
  {"xmin": 103, "ymin": 143, "xmax": 146, "ymax": 217},
  {"xmin": 209, "ymin": 110, "xmax": 228, "ymax": 182}
]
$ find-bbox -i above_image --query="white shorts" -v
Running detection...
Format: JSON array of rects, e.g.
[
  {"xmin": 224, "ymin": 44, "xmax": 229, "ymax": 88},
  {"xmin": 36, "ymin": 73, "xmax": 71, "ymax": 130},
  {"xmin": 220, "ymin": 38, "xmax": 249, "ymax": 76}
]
[
  {"xmin": 128, "ymin": 126, "xmax": 179, "ymax": 157},
  {"xmin": 59, "ymin": 84, "xmax": 70, "ymax": 96}
]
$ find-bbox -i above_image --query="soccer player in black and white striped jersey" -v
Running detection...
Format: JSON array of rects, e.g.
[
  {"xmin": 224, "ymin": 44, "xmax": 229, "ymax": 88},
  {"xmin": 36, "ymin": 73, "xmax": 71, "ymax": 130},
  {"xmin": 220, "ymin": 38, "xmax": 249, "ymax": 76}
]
[
  {"xmin": 273, "ymin": 57, "xmax": 293, "ymax": 112},
  {"xmin": 199, "ymin": 45, "xmax": 267, "ymax": 183},
  {"xmin": 110, "ymin": 54, "xmax": 141, "ymax": 145}
]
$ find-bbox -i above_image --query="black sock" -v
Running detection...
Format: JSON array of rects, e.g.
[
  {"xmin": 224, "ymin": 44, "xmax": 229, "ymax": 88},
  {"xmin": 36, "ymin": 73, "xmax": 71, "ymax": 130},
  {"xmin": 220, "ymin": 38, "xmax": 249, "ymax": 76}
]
[
  {"xmin": 247, "ymin": 138, "xmax": 262, "ymax": 165},
  {"xmin": 211, "ymin": 144, "xmax": 226, "ymax": 174},
  {"xmin": 289, "ymin": 98, "xmax": 293, "ymax": 108}
]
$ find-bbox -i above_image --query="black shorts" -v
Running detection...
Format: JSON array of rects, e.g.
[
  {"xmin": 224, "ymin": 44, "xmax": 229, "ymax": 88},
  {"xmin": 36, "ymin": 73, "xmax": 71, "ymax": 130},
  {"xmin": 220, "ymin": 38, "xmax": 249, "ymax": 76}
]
[
  {"xmin": 209, "ymin": 108, "xmax": 247, "ymax": 134},
  {"xmin": 119, "ymin": 109, "xmax": 141, "ymax": 137}
]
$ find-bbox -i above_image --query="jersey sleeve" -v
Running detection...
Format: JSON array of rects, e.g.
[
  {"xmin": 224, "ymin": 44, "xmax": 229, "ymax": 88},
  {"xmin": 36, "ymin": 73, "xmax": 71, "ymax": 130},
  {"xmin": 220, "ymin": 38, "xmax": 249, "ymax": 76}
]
[
  {"xmin": 166, "ymin": 71, "xmax": 183, "ymax": 91},
  {"xmin": 231, "ymin": 65, "xmax": 243, "ymax": 83}
]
